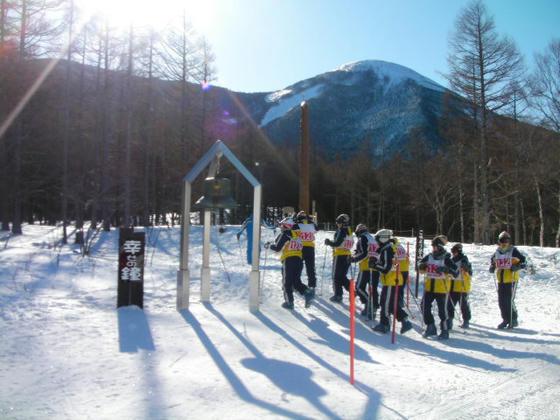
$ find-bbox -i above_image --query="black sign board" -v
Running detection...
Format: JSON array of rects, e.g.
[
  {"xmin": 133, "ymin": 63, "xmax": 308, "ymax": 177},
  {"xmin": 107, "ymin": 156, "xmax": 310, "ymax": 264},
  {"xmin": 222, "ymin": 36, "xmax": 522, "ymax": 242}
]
[
  {"xmin": 117, "ymin": 228, "xmax": 145, "ymax": 308},
  {"xmin": 415, "ymin": 229, "xmax": 424, "ymax": 298}
]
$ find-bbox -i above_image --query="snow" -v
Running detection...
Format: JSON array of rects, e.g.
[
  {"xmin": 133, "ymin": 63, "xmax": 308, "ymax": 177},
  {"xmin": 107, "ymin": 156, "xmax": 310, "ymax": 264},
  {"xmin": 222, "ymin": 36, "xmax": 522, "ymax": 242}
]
[
  {"xmin": 334, "ymin": 60, "xmax": 446, "ymax": 93},
  {"xmin": 260, "ymin": 84, "xmax": 323, "ymax": 127},
  {"xmin": 265, "ymin": 89, "xmax": 293, "ymax": 103},
  {"xmin": 1, "ymin": 224, "xmax": 560, "ymax": 419}
]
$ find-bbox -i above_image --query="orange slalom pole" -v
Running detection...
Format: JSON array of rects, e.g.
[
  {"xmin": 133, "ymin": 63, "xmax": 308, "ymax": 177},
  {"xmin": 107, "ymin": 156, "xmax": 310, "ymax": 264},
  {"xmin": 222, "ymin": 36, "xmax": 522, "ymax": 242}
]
[
  {"xmin": 349, "ymin": 278, "xmax": 355, "ymax": 385},
  {"xmin": 392, "ymin": 263, "xmax": 400, "ymax": 344}
]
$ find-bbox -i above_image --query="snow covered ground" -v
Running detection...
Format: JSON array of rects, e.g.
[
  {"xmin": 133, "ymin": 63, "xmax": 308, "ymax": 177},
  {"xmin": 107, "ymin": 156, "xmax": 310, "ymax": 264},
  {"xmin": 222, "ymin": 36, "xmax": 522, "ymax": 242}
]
[{"xmin": 1, "ymin": 224, "xmax": 559, "ymax": 419}]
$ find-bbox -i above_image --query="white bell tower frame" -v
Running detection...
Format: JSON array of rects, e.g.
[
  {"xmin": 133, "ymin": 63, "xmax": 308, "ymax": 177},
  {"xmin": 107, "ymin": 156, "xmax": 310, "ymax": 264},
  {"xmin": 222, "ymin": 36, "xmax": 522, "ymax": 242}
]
[{"xmin": 177, "ymin": 140, "xmax": 262, "ymax": 312}]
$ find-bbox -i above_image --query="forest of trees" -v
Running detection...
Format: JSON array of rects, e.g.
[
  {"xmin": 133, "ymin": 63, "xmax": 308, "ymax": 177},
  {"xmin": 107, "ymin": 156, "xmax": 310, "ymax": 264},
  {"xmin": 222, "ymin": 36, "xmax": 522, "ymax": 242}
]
[{"xmin": 1, "ymin": 0, "xmax": 559, "ymax": 247}]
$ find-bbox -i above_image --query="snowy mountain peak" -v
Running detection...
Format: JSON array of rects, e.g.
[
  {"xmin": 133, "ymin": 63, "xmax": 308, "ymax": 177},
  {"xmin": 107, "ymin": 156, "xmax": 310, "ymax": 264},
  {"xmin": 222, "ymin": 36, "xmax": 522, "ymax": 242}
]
[{"xmin": 333, "ymin": 59, "xmax": 445, "ymax": 92}]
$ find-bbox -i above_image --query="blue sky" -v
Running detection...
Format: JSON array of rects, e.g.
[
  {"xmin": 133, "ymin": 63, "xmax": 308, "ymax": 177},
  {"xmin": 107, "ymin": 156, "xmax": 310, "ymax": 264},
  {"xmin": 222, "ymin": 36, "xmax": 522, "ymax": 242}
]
[{"xmin": 194, "ymin": 0, "xmax": 559, "ymax": 93}]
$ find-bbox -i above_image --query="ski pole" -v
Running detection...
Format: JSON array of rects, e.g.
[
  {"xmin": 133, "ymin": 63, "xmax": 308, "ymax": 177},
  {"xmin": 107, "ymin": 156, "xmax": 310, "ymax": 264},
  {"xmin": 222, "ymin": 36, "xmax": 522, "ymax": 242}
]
[
  {"xmin": 237, "ymin": 236, "xmax": 244, "ymax": 263},
  {"xmin": 368, "ymin": 269, "xmax": 374, "ymax": 322},
  {"xmin": 459, "ymin": 268, "xmax": 468, "ymax": 325},
  {"xmin": 442, "ymin": 274, "xmax": 463, "ymax": 330},
  {"xmin": 405, "ymin": 280, "xmax": 423, "ymax": 321},
  {"xmin": 261, "ymin": 245, "xmax": 269, "ymax": 300},
  {"xmin": 215, "ymin": 229, "xmax": 231, "ymax": 283},
  {"xmin": 349, "ymin": 278, "xmax": 355, "ymax": 385},
  {"xmin": 320, "ymin": 245, "xmax": 328, "ymax": 297},
  {"xmin": 392, "ymin": 262, "xmax": 400, "ymax": 344},
  {"xmin": 511, "ymin": 281, "xmax": 518, "ymax": 327},
  {"xmin": 407, "ymin": 242, "xmax": 410, "ymax": 309}
]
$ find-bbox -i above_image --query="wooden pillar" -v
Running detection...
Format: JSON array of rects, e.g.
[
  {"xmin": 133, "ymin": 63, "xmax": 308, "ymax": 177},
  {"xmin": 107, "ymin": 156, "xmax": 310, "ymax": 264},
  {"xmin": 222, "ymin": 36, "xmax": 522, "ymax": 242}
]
[{"xmin": 299, "ymin": 101, "xmax": 310, "ymax": 213}]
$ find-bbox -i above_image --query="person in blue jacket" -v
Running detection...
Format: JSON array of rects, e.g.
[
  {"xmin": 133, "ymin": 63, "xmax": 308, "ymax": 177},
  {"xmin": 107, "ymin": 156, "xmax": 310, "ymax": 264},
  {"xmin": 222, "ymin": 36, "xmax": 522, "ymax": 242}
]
[{"xmin": 236, "ymin": 215, "xmax": 275, "ymax": 265}]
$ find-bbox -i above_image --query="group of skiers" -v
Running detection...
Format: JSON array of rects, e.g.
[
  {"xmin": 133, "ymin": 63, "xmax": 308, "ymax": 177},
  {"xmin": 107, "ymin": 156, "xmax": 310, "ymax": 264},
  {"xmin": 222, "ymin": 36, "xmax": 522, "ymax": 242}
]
[{"xmin": 251, "ymin": 211, "xmax": 527, "ymax": 340}]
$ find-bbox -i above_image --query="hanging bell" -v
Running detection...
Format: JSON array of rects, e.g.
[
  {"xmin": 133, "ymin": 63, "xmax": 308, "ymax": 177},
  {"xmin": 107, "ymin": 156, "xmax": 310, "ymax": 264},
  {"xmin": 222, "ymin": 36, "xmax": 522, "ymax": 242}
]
[{"xmin": 194, "ymin": 177, "xmax": 240, "ymax": 210}]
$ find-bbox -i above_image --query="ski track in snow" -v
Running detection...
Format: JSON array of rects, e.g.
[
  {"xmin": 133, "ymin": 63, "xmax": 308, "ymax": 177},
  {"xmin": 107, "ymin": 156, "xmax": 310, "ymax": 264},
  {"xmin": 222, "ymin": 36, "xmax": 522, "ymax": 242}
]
[{"xmin": 1, "ymin": 224, "xmax": 559, "ymax": 419}]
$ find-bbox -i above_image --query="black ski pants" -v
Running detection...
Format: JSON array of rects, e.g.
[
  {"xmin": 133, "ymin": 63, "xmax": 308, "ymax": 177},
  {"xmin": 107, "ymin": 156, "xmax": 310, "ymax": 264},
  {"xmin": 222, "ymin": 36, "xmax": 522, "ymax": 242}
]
[
  {"xmin": 422, "ymin": 291, "xmax": 449, "ymax": 331},
  {"xmin": 302, "ymin": 246, "xmax": 317, "ymax": 289},
  {"xmin": 379, "ymin": 284, "xmax": 407, "ymax": 327},
  {"xmin": 356, "ymin": 269, "xmax": 379, "ymax": 309},
  {"xmin": 282, "ymin": 256, "xmax": 305, "ymax": 304},
  {"xmin": 448, "ymin": 291, "xmax": 471, "ymax": 322},
  {"xmin": 498, "ymin": 282, "xmax": 518, "ymax": 324},
  {"xmin": 332, "ymin": 255, "xmax": 350, "ymax": 298}
]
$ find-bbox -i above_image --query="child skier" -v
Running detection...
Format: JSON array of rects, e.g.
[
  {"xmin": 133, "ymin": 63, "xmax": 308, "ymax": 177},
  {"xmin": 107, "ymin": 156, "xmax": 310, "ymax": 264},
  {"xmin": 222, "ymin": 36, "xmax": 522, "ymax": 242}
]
[
  {"xmin": 351, "ymin": 224, "xmax": 380, "ymax": 320},
  {"xmin": 295, "ymin": 211, "xmax": 318, "ymax": 295},
  {"xmin": 489, "ymin": 231, "xmax": 526, "ymax": 329},
  {"xmin": 324, "ymin": 213, "xmax": 354, "ymax": 303},
  {"xmin": 447, "ymin": 243, "xmax": 473, "ymax": 329},
  {"xmin": 418, "ymin": 235, "xmax": 458, "ymax": 340},
  {"xmin": 266, "ymin": 217, "xmax": 313, "ymax": 309},
  {"xmin": 370, "ymin": 229, "xmax": 412, "ymax": 334}
]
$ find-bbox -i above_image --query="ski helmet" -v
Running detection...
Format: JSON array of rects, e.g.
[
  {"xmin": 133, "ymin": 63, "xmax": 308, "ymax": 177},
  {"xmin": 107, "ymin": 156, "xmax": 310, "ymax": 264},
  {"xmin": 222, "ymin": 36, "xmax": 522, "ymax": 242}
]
[
  {"xmin": 335, "ymin": 213, "xmax": 350, "ymax": 225},
  {"xmin": 431, "ymin": 235, "xmax": 447, "ymax": 249},
  {"xmin": 354, "ymin": 224, "xmax": 368, "ymax": 236},
  {"xmin": 451, "ymin": 243, "xmax": 463, "ymax": 254},
  {"xmin": 498, "ymin": 231, "xmax": 511, "ymax": 243},
  {"xmin": 280, "ymin": 217, "xmax": 295, "ymax": 230},
  {"xmin": 374, "ymin": 228, "xmax": 392, "ymax": 244}
]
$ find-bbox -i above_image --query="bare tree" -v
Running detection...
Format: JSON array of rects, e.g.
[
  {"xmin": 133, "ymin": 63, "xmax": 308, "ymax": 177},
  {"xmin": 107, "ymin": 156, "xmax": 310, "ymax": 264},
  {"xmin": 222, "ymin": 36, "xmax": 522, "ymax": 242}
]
[
  {"xmin": 445, "ymin": 0, "xmax": 524, "ymax": 243},
  {"xmin": 529, "ymin": 39, "xmax": 560, "ymax": 246},
  {"xmin": 159, "ymin": 9, "xmax": 201, "ymax": 164}
]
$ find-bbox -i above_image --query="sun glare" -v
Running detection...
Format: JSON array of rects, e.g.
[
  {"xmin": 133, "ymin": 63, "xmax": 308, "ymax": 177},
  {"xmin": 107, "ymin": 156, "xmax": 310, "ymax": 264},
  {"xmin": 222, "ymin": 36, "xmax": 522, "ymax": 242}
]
[{"xmin": 78, "ymin": 0, "xmax": 215, "ymax": 33}]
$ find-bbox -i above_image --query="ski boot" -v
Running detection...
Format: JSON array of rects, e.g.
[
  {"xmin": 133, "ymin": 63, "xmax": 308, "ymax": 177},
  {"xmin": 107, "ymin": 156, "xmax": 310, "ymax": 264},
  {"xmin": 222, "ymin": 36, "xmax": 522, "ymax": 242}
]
[
  {"xmin": 361, "ymin": 303, "xmax": 375, "ymax": 320},
  {"xmin": 437, "ymin": 329, "xmax": 449, "ymax": 340},
  {"xmin": 423, "ymin": 323, "xmax": 437, "ymax": 338},
  {"xmin": 372, "ymin": 323, "xmax": 390, "ymax": 334},
  {"xmin": 459, "ymin": 320, "xmax": 470, "ymax": 329},
  {"xmin": 329, "ymin": 295, "xmax": 343, "ymax": 303},
  {"xmin": 304, "ymin": 288, "xmax": 314, "ymax": 308},
  {"xmin": 281, "ymin": 301, "xmax": 294, "ymax": 310},
  {"xmin": 400, "ymin": 319, "xmax": 413, "ymax": 334},
  {"xmin": 497, "ymin": 320, "xmax": 508, "ymax": 329}
]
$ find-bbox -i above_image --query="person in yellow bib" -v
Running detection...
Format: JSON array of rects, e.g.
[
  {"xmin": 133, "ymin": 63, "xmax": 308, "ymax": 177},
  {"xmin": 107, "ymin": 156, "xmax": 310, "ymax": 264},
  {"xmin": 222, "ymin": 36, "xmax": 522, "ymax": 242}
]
[
  {"xmin": 418, "ymin": 235, "xmax": 457, "ymax": 340},
  {"xmin": 295, "ymin": 210, "xmax": 318, "ymax": 295},
  {"xmin": 324, "ymin": 213, "xmax": 354, "ymax": 303},
  {"xmin": 489, "ymin": 231, "xmax": 526, "ymax": 329},
  {"xmin": 351, "ymin": 224, "xmax": 380, "ymax": 320},
  {"xmin": 447, "ymin": 243, "xmax": 473, "ymax": 329},
  {"xmin": 266, "ymin": 217, "xmax": 314, "ymax": 310},
  {"xmin": 393, "ymin": 237, "xmax": 410, "ymax": 299},
  {"xmin": 370, "ymin": 229, "xmax": 412, "ymax": 334}
]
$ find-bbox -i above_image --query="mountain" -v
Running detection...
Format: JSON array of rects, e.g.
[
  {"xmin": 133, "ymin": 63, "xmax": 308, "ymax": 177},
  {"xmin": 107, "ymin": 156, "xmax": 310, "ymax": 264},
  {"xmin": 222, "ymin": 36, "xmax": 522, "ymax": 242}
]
[{"xmin": 234, "ymin": 60, "xmax": 452, "ymax": 159}]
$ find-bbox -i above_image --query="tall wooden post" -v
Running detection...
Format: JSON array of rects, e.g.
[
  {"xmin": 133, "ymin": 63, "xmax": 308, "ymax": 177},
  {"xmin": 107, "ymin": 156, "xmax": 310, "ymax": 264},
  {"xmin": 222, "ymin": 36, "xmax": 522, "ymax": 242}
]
[{"xmin": 299, "ymin": 101, "xmax": 310, "ymax": 213}]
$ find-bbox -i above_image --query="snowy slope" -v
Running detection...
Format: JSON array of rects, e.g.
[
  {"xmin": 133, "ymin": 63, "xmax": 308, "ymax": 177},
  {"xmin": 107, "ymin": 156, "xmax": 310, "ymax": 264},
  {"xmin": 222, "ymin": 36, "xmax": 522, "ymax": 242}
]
[
  {"xmin": 260, "ymin": 84, "xmax": 324, "ymax": 126},
  {"xmin": 1, "ymin": 224, "xmax": 559, "ymax": 419},
  {"xmin": 333, "ymin": 60, "xmax": 445, "ymax": 93}
]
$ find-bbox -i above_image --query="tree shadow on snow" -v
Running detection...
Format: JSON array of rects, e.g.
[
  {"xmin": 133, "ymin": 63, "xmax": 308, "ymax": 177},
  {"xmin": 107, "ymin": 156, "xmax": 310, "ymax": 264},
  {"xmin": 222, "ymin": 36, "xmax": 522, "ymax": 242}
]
[
  {"xmin": 311, "ymin": 299, "xmax": 394, "ymax": 350},
  {"xmin": 469, "ymin": 322, "xmax": 560, "ymax": 345},
  {"xmin": 205, "ymin": 304, "xmax": 341, "ymax": 419},
  {"xmin": 117, "ymin": 306, "xmax": 155, "ymax": 353},
  {"xmin": 289, "ymin": 309, "xmax": 376, "ymax": 362},
  {"xmin": 180, "ymin": 308, "xmax": 316, "ymax": 419},
  {"xmin": 312, "ymin": 299, "xmax": 515, "ymax": 372},
  {"xmin": 443, "ymin": 326, "xmax": 560, "ymax": 366},
  {"xmin": 254, "ymin": 311, "xmax": 385, "ymax": 420}
]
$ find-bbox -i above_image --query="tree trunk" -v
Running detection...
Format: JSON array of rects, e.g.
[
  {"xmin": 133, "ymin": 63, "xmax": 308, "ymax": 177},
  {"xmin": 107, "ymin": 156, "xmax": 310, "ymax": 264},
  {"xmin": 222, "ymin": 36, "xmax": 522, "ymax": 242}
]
[
  {"xmin": 556, "ymin": 183, "xmax": 560, "ymax": 248},
  {"xmin": 534, "ymin": 177, "xmax": 544, "ymax": 247}
]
